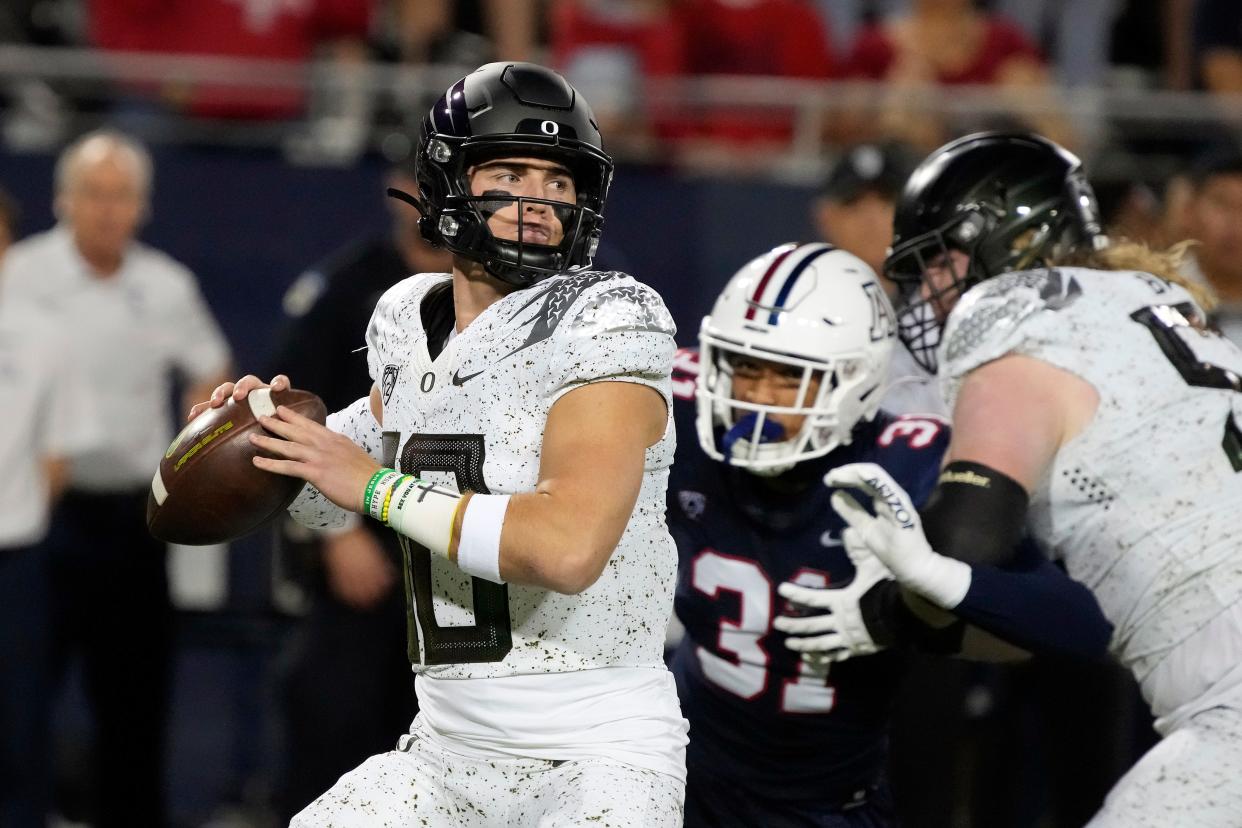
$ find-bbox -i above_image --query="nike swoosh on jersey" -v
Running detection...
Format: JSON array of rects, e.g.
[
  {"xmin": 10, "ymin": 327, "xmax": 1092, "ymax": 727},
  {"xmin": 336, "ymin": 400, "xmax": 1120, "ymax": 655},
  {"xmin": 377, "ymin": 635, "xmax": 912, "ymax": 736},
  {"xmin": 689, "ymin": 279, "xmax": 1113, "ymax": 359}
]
[{"xmin": 451, "ymin": 368, "xmax": 485, "ymax": 386}]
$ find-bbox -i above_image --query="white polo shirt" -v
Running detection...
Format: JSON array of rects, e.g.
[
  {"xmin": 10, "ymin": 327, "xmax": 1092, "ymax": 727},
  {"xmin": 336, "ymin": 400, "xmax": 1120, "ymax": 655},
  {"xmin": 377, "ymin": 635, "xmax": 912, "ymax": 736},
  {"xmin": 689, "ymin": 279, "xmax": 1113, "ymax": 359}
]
[
  {"xmin": 0, "ymin": 225, "xmax": 231, "ymax": 491},
  {"xmin": 0, "ymin": 305, "xmax": 102, "ymax": 545}
]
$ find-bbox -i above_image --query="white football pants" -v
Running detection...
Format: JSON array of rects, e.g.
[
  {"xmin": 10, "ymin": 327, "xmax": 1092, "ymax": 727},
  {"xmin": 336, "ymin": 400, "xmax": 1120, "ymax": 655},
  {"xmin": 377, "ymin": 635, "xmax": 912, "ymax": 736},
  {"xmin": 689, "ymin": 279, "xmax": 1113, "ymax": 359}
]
[{"xmin": 290, "ymin": 718, "xmax": 684, "ymax": 828}]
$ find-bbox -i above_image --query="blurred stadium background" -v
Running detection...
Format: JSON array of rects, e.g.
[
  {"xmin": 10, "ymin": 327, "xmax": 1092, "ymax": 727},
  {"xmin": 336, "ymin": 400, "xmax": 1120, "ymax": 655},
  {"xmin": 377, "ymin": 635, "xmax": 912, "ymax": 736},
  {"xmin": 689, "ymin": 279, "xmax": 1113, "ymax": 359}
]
[{"xmin": 1, "ymin": 1, "xmax": 1238, "ymax": 826}]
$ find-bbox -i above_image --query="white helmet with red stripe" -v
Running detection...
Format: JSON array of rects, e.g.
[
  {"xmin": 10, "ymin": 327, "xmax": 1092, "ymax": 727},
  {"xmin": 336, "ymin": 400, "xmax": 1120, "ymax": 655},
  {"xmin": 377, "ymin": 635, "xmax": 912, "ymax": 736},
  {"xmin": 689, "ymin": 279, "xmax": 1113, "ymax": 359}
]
[{"xmin": 696, "ymin": 242, "xmax": 896, "ymax": 475}]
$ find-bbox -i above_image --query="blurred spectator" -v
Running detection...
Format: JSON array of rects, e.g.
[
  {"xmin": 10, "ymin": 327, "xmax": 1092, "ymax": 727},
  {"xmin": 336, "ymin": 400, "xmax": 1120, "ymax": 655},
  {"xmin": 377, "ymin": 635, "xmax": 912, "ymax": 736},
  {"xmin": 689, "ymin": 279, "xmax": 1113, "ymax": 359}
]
[
  {"xmin": 994, "ymin": 0, "xmax": 1123, "ymax": 87},
  {"xmin": 1178, "ymin": 152, "xmax": 1242, "ymax": 342},
  {"xmin": 86, "ymin": 0, "xmax": 373, "ymax": 159},
  {"xmin": 0, "ymin": 130, "xmax": 231, "ymax": 827},
  {"xmin": 815, "ymin": 0, "xmax": 905, "ymax": 56},
  {"xmin": 1191, "ymin": 0, "xmax": 1242, "ymax": 153},
  {"xmin": 377, "ymin": 1, "xmax": 542, "ymax": 146},
  {"xmin": 1195, "ymin": 0, "xmax": 1242, "ymax": 94},
  {"xmin": 0, "ymin": 2, "xmax": 75, "ymax": 149},
  {"xmin": 392, "ymin": 0, "xmax": 539, "ymax": 65},
  {"xmin": 0, "ymin": 0, "xmax": 36, "ymax": 43},
  {"xmin": 845, "ymin": 0, "xmax": 1073, "ymax": 151},
  {"xmin": 809, "ymin": 144, "xmax": 947, "ymax": 432},
  {"xmin": 1161, "ymin": 0, "xmax": 1196, "ymax": 91},
  {"xmin": 0, "ymin": 185, "xmax": 100, "ymax": 828},
  {"xmin": 811, "ymin": 141, "xmax": 916, "ymax": 289},
  {"xmin": 665, "ymin": 0, "xmax": 836, "ymax": 160},
  {"xmin": 549, "ymin": 0, "xmax": 681, "ymax": 156},
  {"xmin": 1094, "ymin": 178, "xmax": 1169, "ymax": 247},
  {"xmin": 267, "ymin": 166, "xmax": 450, "ymax": 822}
]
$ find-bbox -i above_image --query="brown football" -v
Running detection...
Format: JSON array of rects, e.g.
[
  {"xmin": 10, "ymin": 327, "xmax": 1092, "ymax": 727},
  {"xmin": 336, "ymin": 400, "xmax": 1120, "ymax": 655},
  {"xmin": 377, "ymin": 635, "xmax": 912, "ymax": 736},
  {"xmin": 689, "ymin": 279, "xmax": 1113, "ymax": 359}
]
[{"xmin": 147, "ymin": 387, "xmax": 327, "ymax": 545}]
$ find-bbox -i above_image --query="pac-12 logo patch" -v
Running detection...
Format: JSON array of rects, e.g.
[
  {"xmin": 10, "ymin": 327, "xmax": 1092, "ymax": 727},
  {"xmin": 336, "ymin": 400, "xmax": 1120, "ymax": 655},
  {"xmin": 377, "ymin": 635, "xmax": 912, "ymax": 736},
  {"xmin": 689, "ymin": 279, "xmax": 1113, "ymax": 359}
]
[
  {"xmin": 678, "ymin": 490, "xmax": 707, "ymax": 521},
  {"xmin": 382, "ymin": 364, "xmax": 400, "ymax": 404}
]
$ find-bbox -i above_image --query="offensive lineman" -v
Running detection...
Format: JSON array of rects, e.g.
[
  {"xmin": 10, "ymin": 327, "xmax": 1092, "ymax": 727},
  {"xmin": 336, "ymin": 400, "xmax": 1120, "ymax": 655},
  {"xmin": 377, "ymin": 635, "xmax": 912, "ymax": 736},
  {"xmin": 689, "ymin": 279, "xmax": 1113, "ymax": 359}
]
[
  {"xmin": 811, "ymin": 132, "xmax": 1242, "ymax": 827},
  {"xmin": 193, "ymin": 63, "xmax": 686, "ymax": 826},
  {"xmin": 669, "ymin": 243, "xmax": 1111, "ymax": 827}
]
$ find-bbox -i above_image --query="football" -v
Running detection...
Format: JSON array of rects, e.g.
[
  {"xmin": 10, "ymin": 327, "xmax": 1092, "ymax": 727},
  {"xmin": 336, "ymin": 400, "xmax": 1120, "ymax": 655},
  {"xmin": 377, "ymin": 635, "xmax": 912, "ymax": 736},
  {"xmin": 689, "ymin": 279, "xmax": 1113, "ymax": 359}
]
[{"xmin": 147, "ymin": 387, "xmax": 327, "ymax": 545}]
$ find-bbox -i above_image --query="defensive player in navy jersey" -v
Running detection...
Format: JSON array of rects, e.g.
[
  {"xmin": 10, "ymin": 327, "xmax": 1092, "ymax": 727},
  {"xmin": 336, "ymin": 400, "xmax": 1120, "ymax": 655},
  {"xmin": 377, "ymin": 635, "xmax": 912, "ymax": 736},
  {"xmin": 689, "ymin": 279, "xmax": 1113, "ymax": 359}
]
[
  {"xmin": 668, "ymin": 242, "xmax": 954, "ymax": 827},
  {"xmin": 669, "ymin": 241, "xmax": 1115, "ymax": 827}
]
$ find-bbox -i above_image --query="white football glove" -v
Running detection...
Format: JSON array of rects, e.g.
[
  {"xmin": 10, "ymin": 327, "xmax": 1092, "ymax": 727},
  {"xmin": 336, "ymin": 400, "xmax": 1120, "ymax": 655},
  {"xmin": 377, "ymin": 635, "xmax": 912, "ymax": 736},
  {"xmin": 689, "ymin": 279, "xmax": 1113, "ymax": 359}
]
[
  {"xmin": 824, "ymin": 463, "xmax": 972, "ymax": 610},
  {"xmin": 772, "ymin": 537, "xmax": 894, "ymax": 663}
]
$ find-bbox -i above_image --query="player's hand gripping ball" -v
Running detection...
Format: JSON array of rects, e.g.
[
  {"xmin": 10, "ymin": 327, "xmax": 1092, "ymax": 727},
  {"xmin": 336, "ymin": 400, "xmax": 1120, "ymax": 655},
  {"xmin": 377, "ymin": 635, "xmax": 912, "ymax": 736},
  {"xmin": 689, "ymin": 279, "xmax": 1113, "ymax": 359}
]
[{"xmin": 147, "ymin": 387, "xmax": 327, "ymax": 544}]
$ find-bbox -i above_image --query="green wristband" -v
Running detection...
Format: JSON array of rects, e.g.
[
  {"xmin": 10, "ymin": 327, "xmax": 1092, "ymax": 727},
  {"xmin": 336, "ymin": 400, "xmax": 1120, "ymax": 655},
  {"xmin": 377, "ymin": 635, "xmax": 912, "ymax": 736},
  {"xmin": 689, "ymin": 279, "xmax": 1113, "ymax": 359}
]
[
  {"xmin": 363, "ymin": 467, "xmax": 396, "ymax": 515},
  {"xmin": 368, "ymin": 471, "xmax": 403, "ymax": 521}
]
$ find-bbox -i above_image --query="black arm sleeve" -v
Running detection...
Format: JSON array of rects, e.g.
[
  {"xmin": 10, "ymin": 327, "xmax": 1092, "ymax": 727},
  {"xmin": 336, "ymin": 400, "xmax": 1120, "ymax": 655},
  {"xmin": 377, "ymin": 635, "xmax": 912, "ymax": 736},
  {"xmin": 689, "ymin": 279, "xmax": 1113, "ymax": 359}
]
[{"xmin": 920, "ymin": 461, "xmax": 1029, "ymax": 568}]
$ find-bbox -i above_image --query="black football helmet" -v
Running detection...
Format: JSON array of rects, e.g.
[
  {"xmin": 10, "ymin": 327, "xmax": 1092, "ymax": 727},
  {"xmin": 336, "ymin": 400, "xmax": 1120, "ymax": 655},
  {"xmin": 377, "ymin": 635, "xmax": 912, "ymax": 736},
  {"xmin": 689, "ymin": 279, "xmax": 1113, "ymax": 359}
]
[
  {"xmin": 884, "ymin": 131, "xmax": 1106, "ymax": 372},
  {"xmin": 408, "ymin": 62, "xmax": 613, "ymax": 287}
]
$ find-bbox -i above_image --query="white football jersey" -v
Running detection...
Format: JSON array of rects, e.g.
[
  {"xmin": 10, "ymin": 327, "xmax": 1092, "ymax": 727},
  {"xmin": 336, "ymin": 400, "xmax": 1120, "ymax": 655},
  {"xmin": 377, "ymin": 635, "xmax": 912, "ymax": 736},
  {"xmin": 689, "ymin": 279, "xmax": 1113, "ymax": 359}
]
[
  {"xmin": 941, "ymin": 266, "xmax": 1242, "ymax": 721},
  {"xmin": 364, "ymin": 270, "xmax": 678, "ymax": 681}
]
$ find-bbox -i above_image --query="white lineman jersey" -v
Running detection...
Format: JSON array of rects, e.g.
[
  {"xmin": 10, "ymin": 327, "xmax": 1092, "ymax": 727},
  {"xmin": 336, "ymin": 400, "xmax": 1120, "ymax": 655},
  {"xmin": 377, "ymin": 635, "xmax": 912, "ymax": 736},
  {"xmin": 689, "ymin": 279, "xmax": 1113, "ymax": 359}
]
[
  {"xmin": 365, "ymin": 270, "xmax": 678, "ymax": 680},
  {"xmin": 941, "ymin": 266, "xmax": 1242, "ymax": 722}
]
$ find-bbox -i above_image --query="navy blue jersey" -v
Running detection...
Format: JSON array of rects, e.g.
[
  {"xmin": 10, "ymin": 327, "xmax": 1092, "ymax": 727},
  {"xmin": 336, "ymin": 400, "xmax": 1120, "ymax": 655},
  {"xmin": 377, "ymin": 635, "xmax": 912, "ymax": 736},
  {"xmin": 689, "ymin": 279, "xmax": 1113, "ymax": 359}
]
[{"xmin": 668, "ymin": 348, "xmax": 950, "ymax": 803}]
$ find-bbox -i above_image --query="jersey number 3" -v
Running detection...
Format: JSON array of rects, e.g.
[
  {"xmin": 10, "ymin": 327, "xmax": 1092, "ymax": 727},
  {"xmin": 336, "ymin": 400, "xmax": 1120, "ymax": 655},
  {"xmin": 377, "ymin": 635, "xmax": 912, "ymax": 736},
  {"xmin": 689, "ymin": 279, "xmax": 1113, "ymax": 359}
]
[{"xmin": 383, "ymin": 432, "xmax": 513, "ymax": 665}]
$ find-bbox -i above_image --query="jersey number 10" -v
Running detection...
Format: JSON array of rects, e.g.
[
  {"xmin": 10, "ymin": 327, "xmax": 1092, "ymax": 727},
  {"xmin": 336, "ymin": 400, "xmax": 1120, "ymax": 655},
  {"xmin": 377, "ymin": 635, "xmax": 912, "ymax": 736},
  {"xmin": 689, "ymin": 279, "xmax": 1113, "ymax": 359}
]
[{"xmin": 383, "ymin": 432, "xmax": 514, "ymax": 665}]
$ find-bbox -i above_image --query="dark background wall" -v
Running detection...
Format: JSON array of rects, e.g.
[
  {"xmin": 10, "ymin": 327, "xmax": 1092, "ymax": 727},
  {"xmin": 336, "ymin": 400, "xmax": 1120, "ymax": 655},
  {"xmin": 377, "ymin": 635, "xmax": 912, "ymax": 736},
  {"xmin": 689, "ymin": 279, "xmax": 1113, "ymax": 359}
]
[{"xmin": 0, "ymin": 147, "xmax": 821, "ymax": 366}]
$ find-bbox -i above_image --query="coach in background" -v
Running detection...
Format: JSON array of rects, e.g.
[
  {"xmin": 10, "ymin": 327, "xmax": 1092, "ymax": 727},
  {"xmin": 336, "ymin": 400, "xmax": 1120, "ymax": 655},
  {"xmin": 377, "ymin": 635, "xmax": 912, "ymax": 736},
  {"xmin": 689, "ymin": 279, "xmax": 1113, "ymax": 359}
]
[
  {"xmin": 0, "ymin": 130, "xmax": 231, "ymax": 828},
  {"xmin": 1176, "ymin": 151, "xmax": 1242, "ymax": 345}
]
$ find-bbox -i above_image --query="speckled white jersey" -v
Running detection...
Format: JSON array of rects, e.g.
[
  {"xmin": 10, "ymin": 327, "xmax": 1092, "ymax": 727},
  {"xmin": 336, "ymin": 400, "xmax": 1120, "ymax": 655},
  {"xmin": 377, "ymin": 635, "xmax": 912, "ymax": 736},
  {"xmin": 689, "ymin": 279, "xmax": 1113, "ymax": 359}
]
[
  {"xmin": 941, "ymin": 266, "xmax": 1242, "ymax": 726},
  {"xmin": 364, "ymin": 269, "xmax": 678, "ymax": 681}
]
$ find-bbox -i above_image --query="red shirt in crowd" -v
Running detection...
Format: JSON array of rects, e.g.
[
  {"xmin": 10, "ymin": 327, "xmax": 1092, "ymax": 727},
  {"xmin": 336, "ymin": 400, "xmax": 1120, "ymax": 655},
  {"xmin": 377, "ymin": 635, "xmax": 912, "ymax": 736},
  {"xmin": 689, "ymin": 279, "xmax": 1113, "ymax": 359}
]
[
  {"xmin": 671, "ymin": 0, "xmax": 837, "ymax": 145},
  {"xmin": 549, "ymin": 1, "xmax": 684, "ymax": 81},
  {"xmin": 847, "ymin": 17, "xmax": 1042, "ymax": 85},
  {"xmin": 88, "ymin": 0, "xmax": 372, "ymax": 119}
]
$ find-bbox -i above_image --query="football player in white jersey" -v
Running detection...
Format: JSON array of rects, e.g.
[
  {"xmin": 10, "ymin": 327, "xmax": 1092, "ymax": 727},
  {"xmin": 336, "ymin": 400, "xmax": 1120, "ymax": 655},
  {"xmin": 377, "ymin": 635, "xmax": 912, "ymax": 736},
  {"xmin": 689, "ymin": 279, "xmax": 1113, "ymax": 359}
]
[
  {"xmin": 192, "ymin": 63, "xmax": 686, "ymax": 827},
  {"xmin": 796, "ymin": 132, "xmax": 1242, "ymax": 827}
]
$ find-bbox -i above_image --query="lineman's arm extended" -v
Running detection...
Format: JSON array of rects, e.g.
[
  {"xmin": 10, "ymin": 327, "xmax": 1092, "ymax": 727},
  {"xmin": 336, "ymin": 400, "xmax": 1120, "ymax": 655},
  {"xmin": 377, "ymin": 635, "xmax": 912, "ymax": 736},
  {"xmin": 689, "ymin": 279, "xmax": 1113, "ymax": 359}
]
[{"xmin": 820, "ymin": 463, "xmax": 1112, "ymax": 662}]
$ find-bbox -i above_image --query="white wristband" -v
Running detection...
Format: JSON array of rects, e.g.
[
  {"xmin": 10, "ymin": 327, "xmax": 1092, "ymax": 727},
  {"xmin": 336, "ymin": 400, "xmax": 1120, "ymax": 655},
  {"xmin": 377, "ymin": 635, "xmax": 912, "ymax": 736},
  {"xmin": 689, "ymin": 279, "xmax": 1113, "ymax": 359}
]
[
  {"xmin": 385, "ymin": 476, "xmax": 463, "ymax": 557},
  {"xmin": 456, "ymin": 494, "xmax": 510, "ymax": 584}
]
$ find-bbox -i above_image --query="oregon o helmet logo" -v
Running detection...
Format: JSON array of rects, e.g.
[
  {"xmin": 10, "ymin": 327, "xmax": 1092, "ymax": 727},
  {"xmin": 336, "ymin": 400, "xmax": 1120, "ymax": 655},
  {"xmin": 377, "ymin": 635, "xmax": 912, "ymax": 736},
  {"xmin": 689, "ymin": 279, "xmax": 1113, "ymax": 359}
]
[{"xmin": 540, "ymin": 120, "xmax": 560, "ymax": 135}]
